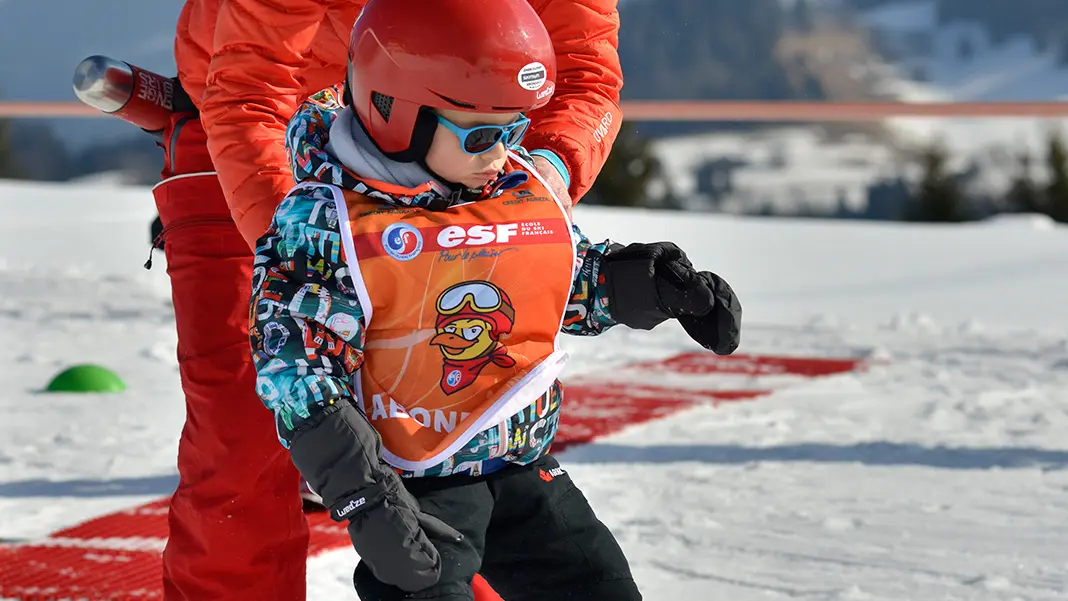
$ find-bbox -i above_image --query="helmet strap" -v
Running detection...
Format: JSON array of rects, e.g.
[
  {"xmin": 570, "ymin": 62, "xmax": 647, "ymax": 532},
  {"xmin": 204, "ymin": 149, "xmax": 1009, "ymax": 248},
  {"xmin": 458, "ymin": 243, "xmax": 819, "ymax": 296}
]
[
  {"xmin": 352, "ymin": 105, "xmax": 437, "ymax": 167},
  {"xmin": 342, "ymin": 74, "xmax": 354, "ymax": 107},
  {"xmin": 345, "ymin": 98, "xmax": 484, "ymax": 207}
]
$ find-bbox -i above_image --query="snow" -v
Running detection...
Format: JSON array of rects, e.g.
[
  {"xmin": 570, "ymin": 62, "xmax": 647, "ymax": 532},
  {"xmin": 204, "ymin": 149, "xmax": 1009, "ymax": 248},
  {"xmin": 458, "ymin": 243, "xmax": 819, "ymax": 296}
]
[
  {"xmin": 649, "ymin": 128, "xmax": 901, "ymax": 215},
  {"xmin": 3, "ymin": 179, "xmax": 1068, "ymax": 599},
  {"xmin": 860, "ymin": 0, "xmax": 939, "ymax": 33}
]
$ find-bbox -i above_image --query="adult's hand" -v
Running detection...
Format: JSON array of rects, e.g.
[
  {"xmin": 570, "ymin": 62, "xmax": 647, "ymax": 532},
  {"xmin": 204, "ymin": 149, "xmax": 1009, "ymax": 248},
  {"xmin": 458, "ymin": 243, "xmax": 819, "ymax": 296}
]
[{"xmin": 531, "ymin": 155, "xmax": 573, "ymax": 218}]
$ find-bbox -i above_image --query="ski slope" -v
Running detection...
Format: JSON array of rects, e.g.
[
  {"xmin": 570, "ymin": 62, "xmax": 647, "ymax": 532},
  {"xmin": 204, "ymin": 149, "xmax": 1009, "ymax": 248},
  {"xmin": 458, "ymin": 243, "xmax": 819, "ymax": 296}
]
[{"xmin": 2, "ymin": 180, "xmax": 1068, "ymax": 600}]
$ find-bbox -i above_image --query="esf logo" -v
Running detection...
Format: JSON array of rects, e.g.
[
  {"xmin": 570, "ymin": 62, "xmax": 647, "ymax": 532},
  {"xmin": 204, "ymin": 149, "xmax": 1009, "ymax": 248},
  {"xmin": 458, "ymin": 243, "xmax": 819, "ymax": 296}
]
[
  {"xmin": 446, "ymin": 369, "xmax": 462, "ymax": 388},
  {"xmin": 382, "ymin": 222, "xmax": 423, "ymax": 261},
  {"xmin": 437, "ymin": 223, "xmax": 520, "ymax": 248}
]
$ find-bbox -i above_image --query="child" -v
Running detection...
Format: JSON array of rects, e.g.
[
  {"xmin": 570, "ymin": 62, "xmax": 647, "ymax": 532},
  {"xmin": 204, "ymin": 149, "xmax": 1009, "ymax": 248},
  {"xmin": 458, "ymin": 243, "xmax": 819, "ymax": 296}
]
[{"xmin": 249, "ymin": 0, "xmax": 742, "ymax": 599}]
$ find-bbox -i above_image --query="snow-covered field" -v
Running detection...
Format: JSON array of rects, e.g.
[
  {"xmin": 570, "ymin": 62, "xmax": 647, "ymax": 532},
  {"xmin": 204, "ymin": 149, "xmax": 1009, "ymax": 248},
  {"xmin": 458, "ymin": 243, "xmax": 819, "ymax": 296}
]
[{"xmin": 2, "ymin": 180, "xmax": 1068, "ymax": 600}]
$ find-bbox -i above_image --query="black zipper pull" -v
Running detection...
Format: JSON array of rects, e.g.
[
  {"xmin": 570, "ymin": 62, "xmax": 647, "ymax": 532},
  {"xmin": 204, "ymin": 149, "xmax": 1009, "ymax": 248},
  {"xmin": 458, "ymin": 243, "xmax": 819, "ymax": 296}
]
[{"xmin": 144, "ymin": 230, "xmax": 165, "ymax": 270}]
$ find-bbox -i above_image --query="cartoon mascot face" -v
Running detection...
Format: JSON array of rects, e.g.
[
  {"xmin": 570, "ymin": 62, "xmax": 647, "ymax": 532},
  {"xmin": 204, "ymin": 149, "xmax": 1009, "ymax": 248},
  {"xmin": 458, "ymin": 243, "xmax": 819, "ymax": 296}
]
[{"xmin": 430, "ymin": 281, "xmax": 517, "ymax": 395}]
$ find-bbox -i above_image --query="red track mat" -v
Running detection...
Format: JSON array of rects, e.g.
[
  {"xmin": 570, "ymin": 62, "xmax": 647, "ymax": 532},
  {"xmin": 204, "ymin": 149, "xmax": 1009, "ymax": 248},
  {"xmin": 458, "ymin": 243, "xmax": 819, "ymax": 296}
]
[{"xmin": 0, "ymin": 353, "xmax": 866, "ymax": 600}]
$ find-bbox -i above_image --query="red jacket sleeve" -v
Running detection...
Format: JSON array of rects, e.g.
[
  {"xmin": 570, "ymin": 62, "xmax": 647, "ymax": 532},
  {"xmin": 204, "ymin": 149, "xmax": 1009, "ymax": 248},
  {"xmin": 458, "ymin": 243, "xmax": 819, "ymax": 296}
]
[
  {"xmin": 523, "ymin": 0, "xmax": 624, "ymax": 202},
  {"xmin": 199, "ymin": 0, "xmax": 333, "ymax": 249}
]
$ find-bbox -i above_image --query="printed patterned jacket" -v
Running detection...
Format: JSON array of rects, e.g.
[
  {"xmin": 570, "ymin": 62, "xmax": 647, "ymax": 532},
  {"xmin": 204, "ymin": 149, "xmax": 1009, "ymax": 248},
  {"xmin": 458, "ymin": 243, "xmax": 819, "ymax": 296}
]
[{"xmin": 249, "ymin": 88, "xmax": 618, "ymax": 477}]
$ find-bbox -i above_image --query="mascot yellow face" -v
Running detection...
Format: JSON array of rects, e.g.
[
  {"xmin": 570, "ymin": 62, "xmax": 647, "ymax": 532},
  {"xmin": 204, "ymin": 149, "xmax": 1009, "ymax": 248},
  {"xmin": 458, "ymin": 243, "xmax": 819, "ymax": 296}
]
[
  {"xmin": 429, "ymin": 281, "xmax": 518, "ymax": 395},
  {"xmin": 430, "ymin": 317, "xmax": 496, "ymax": 361},
  {"xmin": 430, "ymin": 281, "xmax": 515, "ymax": 359}
]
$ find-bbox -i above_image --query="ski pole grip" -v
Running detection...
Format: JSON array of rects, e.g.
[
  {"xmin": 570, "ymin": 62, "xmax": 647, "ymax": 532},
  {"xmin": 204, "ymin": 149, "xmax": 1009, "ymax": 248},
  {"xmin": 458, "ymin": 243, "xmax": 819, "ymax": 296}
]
[{"xmin": 72, "ymin": 55, "xmax": 176, "ymax": 134}]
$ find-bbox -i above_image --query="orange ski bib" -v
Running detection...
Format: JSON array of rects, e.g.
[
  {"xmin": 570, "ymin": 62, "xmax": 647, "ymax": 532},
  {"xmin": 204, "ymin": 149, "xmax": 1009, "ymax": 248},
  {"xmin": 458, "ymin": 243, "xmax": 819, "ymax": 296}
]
[{"xmin": 321, "ymin": 162, "xmax": 576, "ymax": 470}]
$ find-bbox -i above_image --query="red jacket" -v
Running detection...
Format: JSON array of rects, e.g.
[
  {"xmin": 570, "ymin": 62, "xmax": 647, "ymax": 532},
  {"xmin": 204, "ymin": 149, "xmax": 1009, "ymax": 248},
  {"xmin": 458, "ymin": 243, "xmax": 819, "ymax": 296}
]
[{"xmin": 175, "ymin": 0, "xmax": 624, "ymax": 248}]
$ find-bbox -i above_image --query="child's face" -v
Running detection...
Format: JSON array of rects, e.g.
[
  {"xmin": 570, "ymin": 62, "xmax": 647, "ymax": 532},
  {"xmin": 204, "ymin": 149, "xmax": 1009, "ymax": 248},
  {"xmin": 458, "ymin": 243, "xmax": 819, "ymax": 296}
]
[{"xmin": 426, "ymin": 109, "xmax": 522, "ymax": 189}]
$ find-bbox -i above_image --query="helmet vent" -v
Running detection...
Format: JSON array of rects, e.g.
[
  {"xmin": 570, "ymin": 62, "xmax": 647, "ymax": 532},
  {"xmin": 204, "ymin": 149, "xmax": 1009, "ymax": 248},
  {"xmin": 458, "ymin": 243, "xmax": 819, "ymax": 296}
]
[
  {"xmin": 433, "ymin": 92, "xmax": 477, "ymax": 109},
  {"xmin": 372, "ymin": 92, "xmax": 394, "ymax": 121}
]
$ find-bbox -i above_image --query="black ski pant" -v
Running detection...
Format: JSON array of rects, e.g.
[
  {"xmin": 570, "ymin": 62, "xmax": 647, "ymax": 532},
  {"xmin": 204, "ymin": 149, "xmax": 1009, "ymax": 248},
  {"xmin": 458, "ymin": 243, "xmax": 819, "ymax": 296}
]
[{"xmin": 353, "ymin": 454, "xmax": 641, "ymax": 601}]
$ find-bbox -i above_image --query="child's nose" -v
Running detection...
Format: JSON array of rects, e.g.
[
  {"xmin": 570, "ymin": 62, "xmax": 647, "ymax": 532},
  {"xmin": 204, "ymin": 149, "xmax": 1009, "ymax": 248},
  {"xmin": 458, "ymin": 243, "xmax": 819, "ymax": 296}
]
[{"xmin": 484, "ymin": 139, "xmax": 508, "ymax": 162}]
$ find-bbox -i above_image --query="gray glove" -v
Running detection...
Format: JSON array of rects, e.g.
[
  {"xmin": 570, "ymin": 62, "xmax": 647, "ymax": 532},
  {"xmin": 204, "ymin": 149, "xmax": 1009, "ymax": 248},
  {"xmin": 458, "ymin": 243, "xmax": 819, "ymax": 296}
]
[{"xmin": 288, "ymin": 399, "xmax": 462, "ymax": 592}]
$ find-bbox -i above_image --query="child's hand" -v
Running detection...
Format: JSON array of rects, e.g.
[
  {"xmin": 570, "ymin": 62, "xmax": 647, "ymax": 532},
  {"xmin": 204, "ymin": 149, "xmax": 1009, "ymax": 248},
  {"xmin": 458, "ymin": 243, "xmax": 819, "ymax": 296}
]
[
  {"xmin": 676, "ymin": 271, "xmax": 742, "ymax": 355},
  {"xmin": 602, "ymin": 242, "xmax": 742, "ymax": 355},
  {"xmin": 289, "ymin": 401, "xmax": 463, "ymax": 592},
  {"xmin": 340, "ymin": 485, "xmax": 462, "ymax": 591}
]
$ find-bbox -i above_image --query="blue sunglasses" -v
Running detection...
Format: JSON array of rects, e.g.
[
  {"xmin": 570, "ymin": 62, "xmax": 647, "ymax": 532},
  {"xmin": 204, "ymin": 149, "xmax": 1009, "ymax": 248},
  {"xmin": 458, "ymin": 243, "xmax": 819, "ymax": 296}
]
[{"xmin": 435, "ymin": 114, "xmax": 531, "ymax": 155}]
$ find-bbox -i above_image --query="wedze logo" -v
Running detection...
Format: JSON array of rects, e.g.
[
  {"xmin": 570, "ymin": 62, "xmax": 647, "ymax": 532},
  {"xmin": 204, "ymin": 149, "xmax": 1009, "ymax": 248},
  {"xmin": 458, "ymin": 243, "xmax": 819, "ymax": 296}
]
[
  {"xmin": 336, "ymin": 496, "xmax": 366, "ymax": 518},
  {"xmin": 437, "ymin": 224, "xmax": 520, "ymax": 248},
  {"xmin": 592, "ymin": 111, "xmax": 614, "ymax": 144}
]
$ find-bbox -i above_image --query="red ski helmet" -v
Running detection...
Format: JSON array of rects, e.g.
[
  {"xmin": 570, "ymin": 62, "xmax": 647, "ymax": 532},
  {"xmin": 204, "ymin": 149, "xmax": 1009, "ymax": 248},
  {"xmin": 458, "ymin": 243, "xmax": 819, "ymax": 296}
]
[{"xmin": 346, "ymin": 0, "xmax": 557, "ymax": 161}]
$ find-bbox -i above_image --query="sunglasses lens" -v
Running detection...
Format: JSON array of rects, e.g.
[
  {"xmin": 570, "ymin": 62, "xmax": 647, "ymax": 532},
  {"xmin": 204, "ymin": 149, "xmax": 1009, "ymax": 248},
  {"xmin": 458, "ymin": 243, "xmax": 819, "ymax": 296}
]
[
  {"xmin": 463, "ymin": 127, "xmax": 504, "ymax": 154},
  {"xmin": 505, "ymin": 120, "xmax": 529, "ymax": 147}
]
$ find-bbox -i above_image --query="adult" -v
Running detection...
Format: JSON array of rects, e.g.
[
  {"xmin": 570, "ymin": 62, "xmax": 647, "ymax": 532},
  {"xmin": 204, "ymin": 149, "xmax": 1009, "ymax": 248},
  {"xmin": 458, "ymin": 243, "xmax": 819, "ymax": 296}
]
[{"xmin": 153, "ymin": 1, "xmax": 623, "ymax": 599}]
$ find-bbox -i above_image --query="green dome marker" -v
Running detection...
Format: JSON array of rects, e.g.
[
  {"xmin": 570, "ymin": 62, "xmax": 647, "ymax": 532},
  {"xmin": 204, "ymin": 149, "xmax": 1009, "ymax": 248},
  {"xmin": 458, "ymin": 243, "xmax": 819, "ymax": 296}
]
[{"xmin": 45, "ymin": 365, "xmax": 127, "ymax": 393}]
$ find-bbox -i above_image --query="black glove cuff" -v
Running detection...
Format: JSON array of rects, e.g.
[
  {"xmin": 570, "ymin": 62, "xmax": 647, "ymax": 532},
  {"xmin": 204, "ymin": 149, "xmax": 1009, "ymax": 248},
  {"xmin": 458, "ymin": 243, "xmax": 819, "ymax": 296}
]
[
  {"xmin": 329, "ymin": 483, "xmax": 389, "ymax": 523},
  {"xmin": 602, "ymin": 244, "xmax": 672, "ymax": 330},
  {"xmin": 289, "ymin": 400, "xmax": 402, "ymax": 513}
]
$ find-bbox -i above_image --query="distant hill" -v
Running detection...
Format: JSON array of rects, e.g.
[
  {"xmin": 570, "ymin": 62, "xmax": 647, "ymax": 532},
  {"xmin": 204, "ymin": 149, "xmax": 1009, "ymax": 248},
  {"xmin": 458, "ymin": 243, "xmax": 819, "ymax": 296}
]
[
  {"xmin": 619, "ymin": 0, "xmax": 813, "ymax": 101},
  {"xmin": 0, "ymin": 0, "xmax": 181, "ymax": 149},
  {"xmin": 2, "ymin": 0, "xmax": 840, "ymax": 177},
  {"xmin": 846, "ymin": 0, "xmax": 1068, "ymax": 50},
  {"xmin": 0, "ymin": 0, "xmax": 179, "ymax": 102}
]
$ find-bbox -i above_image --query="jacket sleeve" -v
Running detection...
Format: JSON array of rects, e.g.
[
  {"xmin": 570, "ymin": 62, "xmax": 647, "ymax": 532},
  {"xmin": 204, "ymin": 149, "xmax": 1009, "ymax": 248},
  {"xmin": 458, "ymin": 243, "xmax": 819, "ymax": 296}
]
[
  {"xmin": 200, "ymin": 0, "xmax": 335, "ymax": 250},
  {"xmin": 524, "ymin": 0, "xmax": 624, "ymax": 202},
  {"xmin": 562, "ymin": 224, "xmax": 618, "ymax": 336},
  {"xmin": 250, "ymin": 189, "xmax": 454, "ymax": 587},
  {"xmin": 250, "ymin": 188, "xmax": 365, "ymax": 444}
]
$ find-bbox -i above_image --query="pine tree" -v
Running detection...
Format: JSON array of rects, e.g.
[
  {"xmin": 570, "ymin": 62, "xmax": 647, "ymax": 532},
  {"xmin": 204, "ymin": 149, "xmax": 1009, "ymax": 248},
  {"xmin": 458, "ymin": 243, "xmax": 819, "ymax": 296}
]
[
  {"xmin": 0, "ymin": 117, "xmax": 17, "ymax": 179},
  {"xmin": 585, "ymin": 123, "xmax": 662, "ymax": 208},
  {"xmin": 1044, "ymin": 130, "xmax": 1068, "ymax": 222},
  {"xmin": 1006, "ymin": 150, "xmax": 1042, "ymax": 213},
  {"xmin": 907, "ymin": 141, "xmax": 968, "ymax": 222},
  {"xmin": 0, "ymin": 89, "xmax": 20, "ymax": 179},
  {"xmin": 791, "ymin": 0, "xmax": 815, "ymax": 33}
]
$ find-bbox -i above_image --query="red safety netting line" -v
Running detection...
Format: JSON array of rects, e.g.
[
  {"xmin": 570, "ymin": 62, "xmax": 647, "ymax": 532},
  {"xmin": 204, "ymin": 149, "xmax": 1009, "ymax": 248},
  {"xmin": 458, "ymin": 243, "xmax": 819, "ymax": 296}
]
[{"xmin": 2, "ymin": 100, "xmax": 1068, "ymax": 121}]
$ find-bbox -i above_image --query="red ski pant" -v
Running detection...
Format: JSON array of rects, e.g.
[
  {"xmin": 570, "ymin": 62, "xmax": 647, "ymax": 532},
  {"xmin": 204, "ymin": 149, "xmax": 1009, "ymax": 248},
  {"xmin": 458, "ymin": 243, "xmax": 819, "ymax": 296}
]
[
  {"xmin": 153, "ymin": 114, "xmax": 309, "ymax": 601},
  {"xmin": 151, "ymin": 114, "xmax": 503, "ymax": 601}
]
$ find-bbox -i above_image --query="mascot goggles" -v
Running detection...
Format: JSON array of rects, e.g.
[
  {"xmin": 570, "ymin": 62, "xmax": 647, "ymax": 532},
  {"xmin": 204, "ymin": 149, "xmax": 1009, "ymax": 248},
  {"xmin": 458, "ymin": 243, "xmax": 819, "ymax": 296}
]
[{"xmin": 438, "ymin": 282, "xmax": 503, "ymax": 315}]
